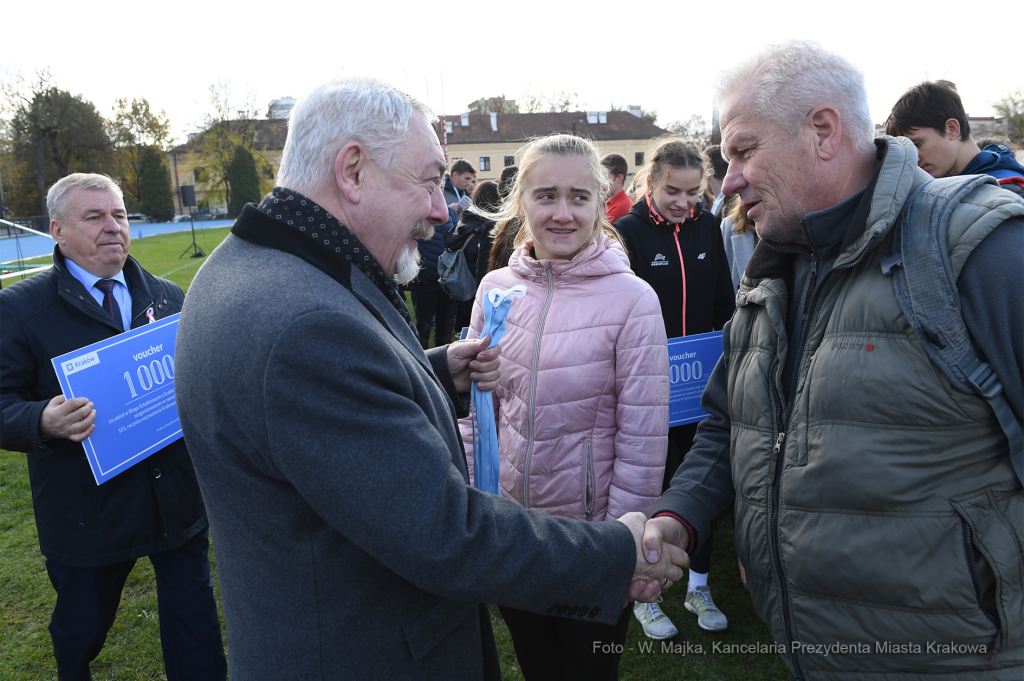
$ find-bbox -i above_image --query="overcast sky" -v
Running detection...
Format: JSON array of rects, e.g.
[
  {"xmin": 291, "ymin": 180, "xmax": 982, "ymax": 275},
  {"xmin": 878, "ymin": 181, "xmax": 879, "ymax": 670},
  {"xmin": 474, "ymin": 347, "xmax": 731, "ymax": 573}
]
[{"xmin": 4, "ymin": 0, "xmax": 1018, "ymax": 144}]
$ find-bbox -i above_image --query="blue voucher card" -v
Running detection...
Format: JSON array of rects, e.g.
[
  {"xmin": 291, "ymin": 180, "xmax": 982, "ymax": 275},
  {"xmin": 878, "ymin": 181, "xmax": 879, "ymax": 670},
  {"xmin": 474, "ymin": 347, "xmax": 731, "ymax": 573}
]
[
  {"xmin": 667, "ymin": 331, "xmax": 724, "ymax": 427},
  {"xmin": 51, "ymin": 314, "xmax": 183, "ymax": 485}
]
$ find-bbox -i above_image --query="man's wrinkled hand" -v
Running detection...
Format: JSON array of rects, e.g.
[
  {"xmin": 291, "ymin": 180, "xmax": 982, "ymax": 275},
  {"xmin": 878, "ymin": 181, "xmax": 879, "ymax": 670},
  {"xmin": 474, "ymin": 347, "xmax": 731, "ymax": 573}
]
[
  {"xmin": 617, "ymin": 512, "xmax": 688, "ymax": 604},
  {"xmin": 447, "ymin": 336, "xmax": 501, "ymax": 392},
  {"xmin": 38, "ymin": 395, "xmax": 96, "ymax": 442},
  {"xmin": 626, "ymin": 514, "xmax": 689, "ymax": 601}
]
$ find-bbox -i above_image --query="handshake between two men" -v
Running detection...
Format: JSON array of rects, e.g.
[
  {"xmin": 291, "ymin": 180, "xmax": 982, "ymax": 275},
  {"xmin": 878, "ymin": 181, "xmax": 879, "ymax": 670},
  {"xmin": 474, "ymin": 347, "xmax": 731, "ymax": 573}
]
[{"xmin": 620, "ymin": 513, "xmax": 690, "ymax": 604}]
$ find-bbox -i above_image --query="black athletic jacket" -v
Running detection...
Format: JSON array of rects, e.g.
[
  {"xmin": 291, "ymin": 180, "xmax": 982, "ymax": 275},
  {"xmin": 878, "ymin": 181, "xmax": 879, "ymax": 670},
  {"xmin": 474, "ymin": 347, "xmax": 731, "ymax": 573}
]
[{"xmin": 615, "ymin": 197, "xmax": 735, "ymax": 339}]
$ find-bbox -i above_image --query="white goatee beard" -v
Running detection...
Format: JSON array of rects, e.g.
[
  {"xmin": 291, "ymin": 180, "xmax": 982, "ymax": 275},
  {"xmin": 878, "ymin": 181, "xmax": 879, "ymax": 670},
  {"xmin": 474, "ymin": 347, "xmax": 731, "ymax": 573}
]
[
  {"xmin": 393, "ymin": 243, "xmax": 423, "ymax": 286},
  {"xmin": 393, "ymin": 221, "xmax": 434, "ymax": 285}
]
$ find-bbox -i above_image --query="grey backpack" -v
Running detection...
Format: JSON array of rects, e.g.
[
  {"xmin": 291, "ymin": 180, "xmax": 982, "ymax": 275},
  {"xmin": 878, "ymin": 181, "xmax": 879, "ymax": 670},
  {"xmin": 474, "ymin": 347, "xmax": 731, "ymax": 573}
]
[
  {"xmin": 882, "ymin": 174, "xmax": 1024, "ymax": 485},
  {"xmin": 438, "ymin": 232, "xmax": 478, "ymax": 302}
]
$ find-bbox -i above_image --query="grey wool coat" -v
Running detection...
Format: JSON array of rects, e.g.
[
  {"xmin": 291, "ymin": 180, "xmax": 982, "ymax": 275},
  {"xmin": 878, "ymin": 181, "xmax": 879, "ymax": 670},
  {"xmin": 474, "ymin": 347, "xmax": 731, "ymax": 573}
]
[{"xmin": 175, "ymin": 205, "xmax": 637, "ymax": 681}]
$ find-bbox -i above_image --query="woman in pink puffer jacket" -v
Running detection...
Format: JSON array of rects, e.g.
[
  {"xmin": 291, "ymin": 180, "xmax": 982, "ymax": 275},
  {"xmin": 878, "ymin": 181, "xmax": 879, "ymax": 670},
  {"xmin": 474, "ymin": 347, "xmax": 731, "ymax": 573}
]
[{"xmin": 458, "ymin": 134, "xmax": 669, "ymax": 680}]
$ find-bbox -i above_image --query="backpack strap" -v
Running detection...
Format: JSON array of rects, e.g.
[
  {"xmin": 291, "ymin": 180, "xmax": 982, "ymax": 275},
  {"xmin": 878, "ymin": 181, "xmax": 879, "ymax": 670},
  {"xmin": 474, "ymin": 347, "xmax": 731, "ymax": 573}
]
[
  {"xmin": 457, "ymin": 230, "xmax": 478, "ymax": 251},
  {"xmin": 882, "ymin": 174, "xmax": 1024, "ymax": 487}
]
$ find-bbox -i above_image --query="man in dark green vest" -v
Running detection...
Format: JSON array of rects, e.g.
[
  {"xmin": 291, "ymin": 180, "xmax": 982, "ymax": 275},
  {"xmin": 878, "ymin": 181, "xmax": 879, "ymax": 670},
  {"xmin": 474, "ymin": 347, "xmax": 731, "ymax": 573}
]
[{"xmin": 637, "ymin": 40, "xmax": 1023, "ymax": 680}]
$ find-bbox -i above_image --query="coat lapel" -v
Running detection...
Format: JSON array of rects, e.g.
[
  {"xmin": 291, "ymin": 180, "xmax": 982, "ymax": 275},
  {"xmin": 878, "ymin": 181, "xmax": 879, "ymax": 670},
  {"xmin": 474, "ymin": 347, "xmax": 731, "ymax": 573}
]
[{"xmin": 348, "ymin": 273, "xmax": 435, "ymax": 377}]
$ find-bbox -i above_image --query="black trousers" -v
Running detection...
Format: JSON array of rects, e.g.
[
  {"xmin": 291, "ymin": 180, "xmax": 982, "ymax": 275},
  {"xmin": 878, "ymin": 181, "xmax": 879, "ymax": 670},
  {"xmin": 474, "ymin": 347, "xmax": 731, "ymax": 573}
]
[
  {"xmin": 665, "ymin": 422, "xmax": 714, "ymax": 574},
  {"xmin": 499, "ymin": 605, "xmax": 632, "ymax": 681},
  {"xmin": 455, "ymin": 299, "xmax": 474, "ymax": 337},
  {"xmin": 44, "ymin": 529, "xmax": 226, "ymax": 681},
  {"xmin": 413, "ymin": 287, "xmax": 456, "ymax": 349}
]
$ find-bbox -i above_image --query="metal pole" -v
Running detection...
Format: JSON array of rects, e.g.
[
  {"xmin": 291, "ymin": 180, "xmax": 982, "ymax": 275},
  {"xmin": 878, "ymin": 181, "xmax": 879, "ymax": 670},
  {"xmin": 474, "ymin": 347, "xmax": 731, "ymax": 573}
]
[
  {"xmin": 440, "ymin": 72, "xmax": 448, "ymax": 163},
  {"xmin": 172, "ymin": 152, "xmax": 181, "ymax": 216}
]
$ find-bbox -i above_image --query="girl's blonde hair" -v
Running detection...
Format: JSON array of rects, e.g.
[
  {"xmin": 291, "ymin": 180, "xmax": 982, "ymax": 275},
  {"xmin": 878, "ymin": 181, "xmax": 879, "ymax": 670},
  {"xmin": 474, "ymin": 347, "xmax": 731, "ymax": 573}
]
[
  {"xmin": 484, "ymin": 134, "xmax": 622, "ymax": 251},
  {"xmin": 726, "ymin": 194, "xmax": 755, "ymax": 234}
]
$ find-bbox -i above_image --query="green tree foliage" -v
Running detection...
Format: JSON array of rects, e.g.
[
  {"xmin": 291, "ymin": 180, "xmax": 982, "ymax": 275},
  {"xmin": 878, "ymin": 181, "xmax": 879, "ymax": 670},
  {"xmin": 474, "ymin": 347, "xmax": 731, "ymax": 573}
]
[
  {"xmin": 189, "ymin": 82, "xmax": 272, "ymax": 212},
  {"xmin": 1, "ymin": 72, "xmax": 113, "ymax": 215},
  {"xmin": 138, "ymin": 146, "xmax": 174, "ymax": 222},
  {"xmin": 992, "ymin": 89, "xmax": 1024, "ymax": 145},
  {"xmin": 227, "ymin": 145, "xmax": 260, "ymax": 216},
  {"xmin": 108, "ymin": 98, "xmax": 171, "ymax": 212}
]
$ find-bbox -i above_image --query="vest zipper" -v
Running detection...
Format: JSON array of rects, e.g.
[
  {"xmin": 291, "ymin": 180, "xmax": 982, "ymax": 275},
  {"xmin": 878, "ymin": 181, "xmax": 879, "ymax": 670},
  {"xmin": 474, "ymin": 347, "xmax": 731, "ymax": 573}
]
[
  {"xmin": 768, "ymin": 432, "xmax": 785, "ymax": 480},
  {"xmin": 961, "ymin": 519, "xmax": 1000, "ymax": 630},
  {"xmin": 764, "ymin": 233, "xmax": 882, "ymax": 680},
  {"xmin": 771, "ymin": 251, "xmax": 819, "ymax": 680},
  {"xmin": 766, "ymin": 412, "xmax": 799, "ymax": 677},
  {"xmin": 769, "ymin": 241, "xmax": 874, "ymax": 679},
  {"xmin": 673, "ymin": 225, "xmax": 687, "ymax": 336},
  {"xmin": 524, "ymin": 267, "xmax": 555, "ymax": 509}
]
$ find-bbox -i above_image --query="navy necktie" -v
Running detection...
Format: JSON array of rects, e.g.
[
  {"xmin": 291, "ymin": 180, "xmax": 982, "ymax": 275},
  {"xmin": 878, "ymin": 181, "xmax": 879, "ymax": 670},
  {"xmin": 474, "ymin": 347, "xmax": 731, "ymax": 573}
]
[{"xmin": 95, "ymin": 279, "xmax": 123, "ymax": 329}]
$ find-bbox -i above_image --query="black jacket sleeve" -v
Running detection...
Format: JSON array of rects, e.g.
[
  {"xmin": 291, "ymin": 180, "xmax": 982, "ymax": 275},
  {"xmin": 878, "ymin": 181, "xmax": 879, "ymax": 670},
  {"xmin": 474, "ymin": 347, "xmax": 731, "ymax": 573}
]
[
  {"xmin": 0, "ymin": 286, "xmax": 59, "ymax": 456},
  {"xmin": 654, "ymin": 321, "xmax": 736, "ymax": 553},
  {"xmin": 476, "ymin": 228, "xmax": 494, "ymax": 282}
]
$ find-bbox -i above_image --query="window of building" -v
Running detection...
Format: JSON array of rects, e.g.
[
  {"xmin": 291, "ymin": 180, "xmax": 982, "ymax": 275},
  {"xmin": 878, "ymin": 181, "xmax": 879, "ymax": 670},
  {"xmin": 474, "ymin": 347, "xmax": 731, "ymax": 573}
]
[
  {"xmin": 265, "ymin": 167, "xmax": 275, "ymax": 180},
  {"xmin": 479, "ymin": 157, "xmax": 491, "ymax": 171},
  {"xmin": 194, "ymin": 168, "xmax": 206, "ymax": 182},
  {"xmin": 504, "ymin": 156, "xmax": 516, "ymax": 167},
  {"xmin": 635, "ymin": 152, "xmax": 645, "ymax": 166}
]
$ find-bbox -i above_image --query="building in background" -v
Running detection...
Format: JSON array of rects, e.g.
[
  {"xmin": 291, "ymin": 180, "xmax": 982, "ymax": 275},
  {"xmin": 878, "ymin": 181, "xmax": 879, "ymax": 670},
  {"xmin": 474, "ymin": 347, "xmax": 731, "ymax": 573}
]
[
  {"xmin": 166, "ymin": 119, "xmax": 286, "ymax": 215},
  {"xmin": 268, "ymin": 97, "xmax": 296, "ymax": 120},
  {"xmin": 167, "ymin": 104, "xmax": 669, "ymax": 216},
  {"xmin": 439, "ymin": 110, "xmax": 669, "ymax": 182}
]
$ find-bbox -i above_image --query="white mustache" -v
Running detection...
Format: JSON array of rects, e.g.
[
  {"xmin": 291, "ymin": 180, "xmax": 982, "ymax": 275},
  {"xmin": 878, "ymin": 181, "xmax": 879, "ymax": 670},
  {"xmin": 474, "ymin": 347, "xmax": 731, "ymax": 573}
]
[{"xmin": 410, "ymin": 221, "xmax": 434, "ymax": 240}]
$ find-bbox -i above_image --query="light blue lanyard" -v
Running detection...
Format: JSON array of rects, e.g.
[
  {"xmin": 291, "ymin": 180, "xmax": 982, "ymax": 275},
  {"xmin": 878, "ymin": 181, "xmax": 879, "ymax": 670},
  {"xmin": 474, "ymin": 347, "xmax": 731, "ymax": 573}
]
[{"xmin": 471, "ymin": 285, "xmax": 526, "ymax": 495}]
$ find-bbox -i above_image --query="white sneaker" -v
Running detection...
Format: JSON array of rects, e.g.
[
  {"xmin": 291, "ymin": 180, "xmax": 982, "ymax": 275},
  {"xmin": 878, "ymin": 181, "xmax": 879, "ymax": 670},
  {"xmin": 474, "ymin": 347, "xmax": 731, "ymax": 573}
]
[
  {"xmin": 684, "ymin": 586, "xmax": 728, "ymax": 631},
  {"xmin": 633, "ymin": 598, "xmax": 678, "ymax": 640}
]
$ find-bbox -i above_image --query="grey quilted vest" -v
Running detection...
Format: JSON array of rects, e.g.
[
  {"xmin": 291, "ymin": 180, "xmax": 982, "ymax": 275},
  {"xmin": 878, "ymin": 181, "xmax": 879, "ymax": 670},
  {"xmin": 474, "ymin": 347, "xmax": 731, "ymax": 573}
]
[{"xmin": 728, "ymin": 137, "xmax": 1023, "ymax": 680}]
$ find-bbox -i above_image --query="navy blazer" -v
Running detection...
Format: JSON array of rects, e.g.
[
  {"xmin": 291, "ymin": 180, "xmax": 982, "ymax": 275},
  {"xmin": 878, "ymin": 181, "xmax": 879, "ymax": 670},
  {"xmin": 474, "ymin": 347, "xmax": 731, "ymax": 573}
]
[{"xmin": 0, "ymin": 248, "xmax": 207, "ymax": 566}]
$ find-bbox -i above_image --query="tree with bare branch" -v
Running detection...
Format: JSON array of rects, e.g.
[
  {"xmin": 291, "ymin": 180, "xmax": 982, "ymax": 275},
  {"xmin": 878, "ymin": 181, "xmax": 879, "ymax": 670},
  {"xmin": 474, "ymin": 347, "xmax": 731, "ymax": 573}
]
[
  {"xmin": 107, "ymin": 98, "xmax": 172, "ymax": 211},
  {"xmin": 188, "ymin": 81, "xmax": 273, "ymax": 211}
]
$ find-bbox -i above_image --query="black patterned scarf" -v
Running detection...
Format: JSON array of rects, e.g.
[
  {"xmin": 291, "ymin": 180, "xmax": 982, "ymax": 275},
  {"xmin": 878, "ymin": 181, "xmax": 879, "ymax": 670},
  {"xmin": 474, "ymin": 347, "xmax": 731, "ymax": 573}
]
[{"xmin": 256, "ymin": 187, "xmax": 417, "ymax": 337}]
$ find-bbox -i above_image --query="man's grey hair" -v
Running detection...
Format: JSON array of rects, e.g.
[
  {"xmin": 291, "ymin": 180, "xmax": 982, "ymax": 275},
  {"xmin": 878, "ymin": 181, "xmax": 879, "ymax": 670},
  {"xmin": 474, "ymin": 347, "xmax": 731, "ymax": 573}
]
[
  {"xmin": 276, "ymin": 76, "xmax": 435, "ymax": 196},
  {"xmin": 715, "ymin": 40, "xmax": 875, "ymax": 155},
  {"xmin": 47, "ymin": 173, "xmax": 123, "ymax": 223}
]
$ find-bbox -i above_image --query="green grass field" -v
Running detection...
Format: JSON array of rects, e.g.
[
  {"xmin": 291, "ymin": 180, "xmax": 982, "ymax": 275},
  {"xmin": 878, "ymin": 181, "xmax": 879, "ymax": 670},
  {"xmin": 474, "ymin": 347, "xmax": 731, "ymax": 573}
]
[{"xmin": 0, "ymin": 228, "xmax": 790, "ymax": 680}]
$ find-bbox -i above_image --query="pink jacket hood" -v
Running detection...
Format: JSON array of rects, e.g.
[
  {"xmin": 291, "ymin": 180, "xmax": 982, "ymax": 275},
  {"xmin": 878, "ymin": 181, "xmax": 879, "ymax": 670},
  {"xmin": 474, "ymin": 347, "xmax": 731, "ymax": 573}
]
[{"xmin": 460, "ymin": 233, "xmax": 669, "ymax": 521}]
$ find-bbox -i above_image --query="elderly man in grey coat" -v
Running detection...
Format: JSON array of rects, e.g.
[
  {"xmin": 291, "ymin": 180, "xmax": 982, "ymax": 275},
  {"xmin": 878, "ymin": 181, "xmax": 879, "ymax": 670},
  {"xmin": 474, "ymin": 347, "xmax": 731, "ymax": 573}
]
[{"xmin": 174, "ymin": 77, "xmax": 686, "ymax": 681}]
